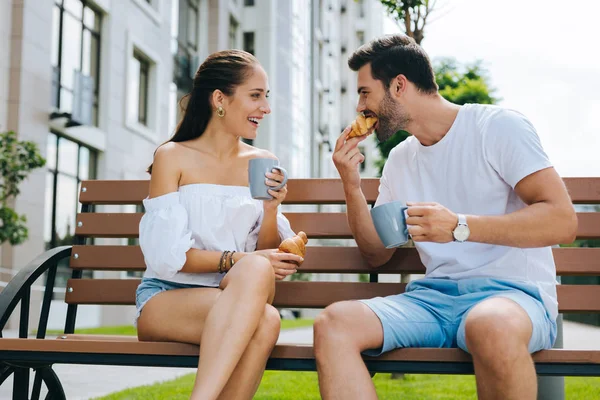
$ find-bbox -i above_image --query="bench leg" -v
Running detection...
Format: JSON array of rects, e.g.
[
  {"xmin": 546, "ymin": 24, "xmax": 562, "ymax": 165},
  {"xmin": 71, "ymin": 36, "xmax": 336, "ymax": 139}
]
[
  {"xmin": 31, "ymin": 369, "xmax": 44, "ymax": 400},
  {"xmin": 12, "ymin": 367, "xmax": 29, "ymax": 400},
  {"xmin": 40, "ymin": 366, "xmax": 66, "ymax": 400},
  {"xmin": 537, "ymin": 314, "xmax": 565, "ymax": 400},
  {"xmin": 0, "ymin": 365, "xmax": 13, "ymax": 386}
]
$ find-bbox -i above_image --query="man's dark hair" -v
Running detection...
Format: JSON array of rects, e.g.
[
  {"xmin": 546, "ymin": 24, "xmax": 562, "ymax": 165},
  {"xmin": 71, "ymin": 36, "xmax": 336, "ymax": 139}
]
[{"xmin": 348, "ymin": 34, "xmax": 438, "ymax": 94}]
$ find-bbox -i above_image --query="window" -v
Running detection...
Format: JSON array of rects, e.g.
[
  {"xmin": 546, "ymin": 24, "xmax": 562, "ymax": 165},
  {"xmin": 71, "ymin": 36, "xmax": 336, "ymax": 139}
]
[
  {"xmin": 187, "ymin": 0, "xmax": 199, "ymax": 50},
  {"xmin": 129, "ymin": 51, "xmax": 151, "ymax": 126},
  {"xmin": 229, "ymin": 16, "xmax": 239, "ymax": 49},
  {"xmin": 244, "ymin": 0, "xmax": 255, "ymax": 5},
  {"xmin": 357, "ymin": 0, "xmax": 365, "ymax": 18},
  {"xmin": 51, "ymin": 0, "xmax": 101, "ymax": 126},
  {"xmin": 357, "ymin": 31, "xmax": 365, "ymax": 46},
  {"xmin": 45, "ymin": 132, "xmax": 97, "ymax": 291},
  {"xmin": 243, "ymin": 32, "xmax": 255, "ymax": 55}
]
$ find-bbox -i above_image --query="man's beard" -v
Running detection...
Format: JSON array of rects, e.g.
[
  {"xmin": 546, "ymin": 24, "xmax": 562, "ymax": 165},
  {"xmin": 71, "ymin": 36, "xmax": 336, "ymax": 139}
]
[{"xmin": 375, "ymin": 91, "xmax": 411, "ymax": 142}]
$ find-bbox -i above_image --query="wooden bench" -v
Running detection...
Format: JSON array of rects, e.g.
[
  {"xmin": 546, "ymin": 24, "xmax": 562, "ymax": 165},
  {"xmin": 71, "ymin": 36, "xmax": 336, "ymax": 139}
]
[{"xmin": 1, "ymin": 178, "xmax": 600, "ymax": 398}]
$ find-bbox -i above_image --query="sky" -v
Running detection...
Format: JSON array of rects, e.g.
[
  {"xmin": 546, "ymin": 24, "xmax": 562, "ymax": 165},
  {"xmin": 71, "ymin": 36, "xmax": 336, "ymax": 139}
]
[{"xmin": 383, "ymin": 0, "xmax": 600, "ymax": 177}]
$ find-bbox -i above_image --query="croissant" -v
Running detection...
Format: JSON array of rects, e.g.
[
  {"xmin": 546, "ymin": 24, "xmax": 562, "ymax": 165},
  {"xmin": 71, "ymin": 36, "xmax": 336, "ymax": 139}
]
[
  {"xmin": 348, "ymin": 114, "xmax": 377, "ymax": 138},
  {"xmin": 278, "ymin": 231, "xmax": 308, "ymax": 258}
]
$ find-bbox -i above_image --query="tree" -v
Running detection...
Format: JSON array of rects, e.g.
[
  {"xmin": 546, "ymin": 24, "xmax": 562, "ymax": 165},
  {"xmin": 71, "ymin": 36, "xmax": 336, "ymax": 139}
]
[
  {"xmin": 374, "ymin": 58, "xmax": 499, "ymax": 175},
  {"xmin": 379, "ymin": 0, "xmax": 438, "ymax": 45},
  {"xmin": 0, "ymin": 131, "xmax": 46, "ymax": 245}
]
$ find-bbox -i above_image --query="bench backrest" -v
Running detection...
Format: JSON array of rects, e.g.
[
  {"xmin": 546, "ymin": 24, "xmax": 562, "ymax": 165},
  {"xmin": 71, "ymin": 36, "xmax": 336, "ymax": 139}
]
[{"xmin": 63, "ymin": 178, "xmax": 600, "ymax": 332}]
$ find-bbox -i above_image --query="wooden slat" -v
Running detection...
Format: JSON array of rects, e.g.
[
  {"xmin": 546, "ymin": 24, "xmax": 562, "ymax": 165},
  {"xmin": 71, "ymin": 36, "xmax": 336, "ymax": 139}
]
[
  {"xmin": 2, "ymin": 339, "xmax": 598, "ymax": 365},
  {"xmin": 79, "ymin": 180, "xmax": 150, "ymax": 205},
  {"xmin": 74, "ymin": 212, "xmax": 600, "ymax": 240},
  {"xmin": 552, "ymin": 248, "xmax": 600, "ymax": 276},
  {"xmin": 576, "ymin": 213, "xmax": 600, "ymax": 239},
  {"xmin": 79, "ymin": 179, "xmax": 380, "ymax": 205},
  {"xmin": 285, "ymin": 213, "xmax": 350, "ymax": 239},
  {"xmin": 69, "ymin": 245, "xmax": 425, "ymax": 274},
  {"xmin": 70, "ymin": 246, "xmax": 147, "ymax": 270},
  {"xmin": 565, "ymin": 177, "xmax": 600, "ymax": 204},
  {"xmin": 64, "ymin": 279, "xmax": 600, "ymax": 312},
  {"xmin": 75, "ymin": 213, "xmax": 142, "ymax": 238},
  {"xmin": 556, "ymin": 285, "xmax": 600, "ymax": 312},
  {"xmin": 69, "ymin": 245, "xmax": 600, "ymax": 276},
  {"xmin": 77, "ymin": 177, "xmax": 600, "ymax": 205},
  {"xmin": 285, "ymin": 179, "xmax": 380, "ymax": 204},
  {"xmin": 75, "ymin": 213, "xmax": 354, "ymax": 239}
]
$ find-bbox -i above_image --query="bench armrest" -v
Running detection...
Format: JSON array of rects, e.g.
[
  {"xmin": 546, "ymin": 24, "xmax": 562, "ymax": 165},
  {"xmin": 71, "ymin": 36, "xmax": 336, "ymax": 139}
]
[{"xmin": 0, "ymin": 246, "xmax": 72, "ymax": 336}]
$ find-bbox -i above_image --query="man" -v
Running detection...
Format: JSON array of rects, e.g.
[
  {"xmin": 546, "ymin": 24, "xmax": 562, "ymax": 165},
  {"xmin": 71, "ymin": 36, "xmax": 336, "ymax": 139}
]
[{"xmin": 314, "ymin": 34, "xmax": 577, "ymax": 400}]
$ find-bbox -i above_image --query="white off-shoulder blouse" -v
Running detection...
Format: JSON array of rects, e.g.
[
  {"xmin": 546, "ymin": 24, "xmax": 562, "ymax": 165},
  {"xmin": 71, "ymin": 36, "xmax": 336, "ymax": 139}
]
[{"xmin": 138, "ymin": 183, "xmax": 296, "ymax": 286}]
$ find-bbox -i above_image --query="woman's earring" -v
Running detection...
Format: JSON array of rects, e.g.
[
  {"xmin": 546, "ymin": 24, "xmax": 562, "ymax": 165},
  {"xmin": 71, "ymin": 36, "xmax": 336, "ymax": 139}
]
[{"xmin": 216, "ymin": 106, "xmax": 225, "ymax": 118}]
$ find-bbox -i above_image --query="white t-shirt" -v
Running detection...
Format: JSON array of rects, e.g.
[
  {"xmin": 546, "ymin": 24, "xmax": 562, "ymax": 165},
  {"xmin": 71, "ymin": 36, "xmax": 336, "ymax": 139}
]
[{"xmin": 376, "ymin": 104, "xmax": 558, "ymax": 319}]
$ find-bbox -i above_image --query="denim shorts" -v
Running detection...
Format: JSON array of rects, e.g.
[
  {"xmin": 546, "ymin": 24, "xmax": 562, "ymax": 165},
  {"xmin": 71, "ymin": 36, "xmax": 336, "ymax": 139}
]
[
  {"xmin": 134, "ymin": 277, "xmax": 217, "ymax": 325},
  {"xmin": 359, "ymin": 277, "xmax": 557, "ymax": 356}
]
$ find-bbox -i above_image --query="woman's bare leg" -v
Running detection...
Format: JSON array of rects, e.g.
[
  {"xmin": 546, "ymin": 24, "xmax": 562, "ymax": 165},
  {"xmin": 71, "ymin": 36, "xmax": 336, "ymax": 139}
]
[
  {"xmin": 137, "ymin": 254, "xmax": 276, "ymax": 400},
  {"xmin": 216, "ymin": 304, "xmax": 281, "ymax": 400},
  {"xmin": 192, "ymin": 254, "xmax": 275, "ymax": 399}
]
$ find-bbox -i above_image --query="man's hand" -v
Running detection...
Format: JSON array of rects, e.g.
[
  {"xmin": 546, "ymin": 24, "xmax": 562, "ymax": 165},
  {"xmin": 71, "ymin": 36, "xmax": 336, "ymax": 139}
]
[
  {"xmin": 406, "ymin": 202, "xmax": 458, "ymax": 243},
  {"xmin": 332, "ymin": 126, "xmax": 369, "ymax": 190}
]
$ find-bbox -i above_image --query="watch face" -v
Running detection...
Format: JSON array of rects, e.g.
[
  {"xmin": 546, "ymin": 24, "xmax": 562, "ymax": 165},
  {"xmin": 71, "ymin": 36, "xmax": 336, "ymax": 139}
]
[{"xmin": 454, "ymin": 225, "xmax": 470, "ymax": 242}]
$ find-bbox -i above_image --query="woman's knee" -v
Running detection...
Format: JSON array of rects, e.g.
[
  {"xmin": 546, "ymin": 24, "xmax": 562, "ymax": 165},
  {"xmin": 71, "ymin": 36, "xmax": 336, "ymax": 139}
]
[
  {"xmin": 253, "ymin": 304, "xmax": 281, "ymax": 346},
  {"xmin": 228, "ymin": 254, "xmax": 275, "ymax": 287}
]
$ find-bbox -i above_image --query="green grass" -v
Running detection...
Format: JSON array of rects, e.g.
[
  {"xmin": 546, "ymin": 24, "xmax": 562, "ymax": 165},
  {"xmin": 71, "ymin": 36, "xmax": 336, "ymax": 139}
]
[{"xmin": 94, "ymin": 372, "xmax": 600, "ymax": 400}]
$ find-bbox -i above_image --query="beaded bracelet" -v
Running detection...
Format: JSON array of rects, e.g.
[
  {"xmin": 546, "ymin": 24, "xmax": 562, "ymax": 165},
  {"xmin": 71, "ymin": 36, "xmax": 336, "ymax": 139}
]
[
  {"xmin": 228, "ymin": 251, "xmax": 237, "ymax": 272},
  {"xmin": 218, "ymin": 250, "xmax": 230, "ymax": 273}
]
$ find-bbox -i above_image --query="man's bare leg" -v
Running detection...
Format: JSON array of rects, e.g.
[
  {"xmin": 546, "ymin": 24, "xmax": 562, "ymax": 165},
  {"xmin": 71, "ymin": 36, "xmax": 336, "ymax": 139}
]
[
  {"xmin": 314, "ymin": 301, "xmax": 384, "ymax": 400},
  {"xmin": 464, "ymin": 297, "xmax": 536, "ymax": 400}
]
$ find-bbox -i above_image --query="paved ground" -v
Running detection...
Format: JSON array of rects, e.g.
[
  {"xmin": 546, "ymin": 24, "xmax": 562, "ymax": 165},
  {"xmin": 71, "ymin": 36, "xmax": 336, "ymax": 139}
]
[{"xmin": 1, "ymin": 320, "xmax": 598, "ymax": 399}]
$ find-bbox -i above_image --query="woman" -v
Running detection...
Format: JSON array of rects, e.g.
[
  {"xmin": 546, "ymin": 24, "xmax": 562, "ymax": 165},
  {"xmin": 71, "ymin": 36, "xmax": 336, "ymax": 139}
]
[{"xmin": 136, "ymin": 50, "xmax": 303, "ymax": 400}]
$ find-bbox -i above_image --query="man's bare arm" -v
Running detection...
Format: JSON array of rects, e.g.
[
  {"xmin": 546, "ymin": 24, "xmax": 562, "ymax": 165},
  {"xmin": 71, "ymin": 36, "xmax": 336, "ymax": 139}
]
[
  {"xmin": 467, "ymin": 167, "xmax": 577, "ymax": 247},
  {"xmin": 406, "ymin": 167, "xmax": 578, "ymax": 247},
  {"xmin": 333, "ymin": 127, "xmax": 395, "ymax": 267},
  {"xmin": 344, "ymin": 186, "xmax": 396, "ymax": 266}
]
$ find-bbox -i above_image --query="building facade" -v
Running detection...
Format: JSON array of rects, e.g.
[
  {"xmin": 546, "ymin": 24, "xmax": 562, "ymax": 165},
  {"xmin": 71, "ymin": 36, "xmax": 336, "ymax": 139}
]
[
  {"xmin": 1, "ymin": 0, "xmax": 388, "ymax": 330},
  {"xmin": 311, "ymin": 0, "xmax": 384, "ymax": 179}
]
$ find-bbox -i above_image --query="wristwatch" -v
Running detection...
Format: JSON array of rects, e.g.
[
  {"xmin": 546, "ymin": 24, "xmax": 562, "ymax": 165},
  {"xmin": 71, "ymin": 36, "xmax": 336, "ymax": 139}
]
[{"xmin": 452, "ymin": 214, "xmax": 470, "ymax": 243}]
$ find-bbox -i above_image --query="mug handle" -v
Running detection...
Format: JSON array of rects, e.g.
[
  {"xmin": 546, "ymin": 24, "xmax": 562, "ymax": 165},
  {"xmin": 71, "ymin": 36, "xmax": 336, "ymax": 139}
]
[
  {"xmin": 270, "ymin": 166, "xmax": 288, "ymax": 191},
  {"xmin": 401, "ymin": 206, "xmax": 410, "ymax": 236}
]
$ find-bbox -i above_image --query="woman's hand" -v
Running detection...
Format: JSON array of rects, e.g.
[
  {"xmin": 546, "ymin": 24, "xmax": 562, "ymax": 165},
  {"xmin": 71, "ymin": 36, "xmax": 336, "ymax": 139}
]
[
  {"xmin": 263, "ymin": 169, "xmax": 288, "ymax": 212},
  {"xmin": 253, "ymin": 249, "xmax": 303, "ymax": 280}
]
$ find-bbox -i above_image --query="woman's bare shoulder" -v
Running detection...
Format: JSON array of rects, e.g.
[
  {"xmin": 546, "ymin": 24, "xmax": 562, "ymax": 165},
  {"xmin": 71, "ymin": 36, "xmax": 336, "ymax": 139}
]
[{"xmin": 149, "ymin": 142, "xmax": 188, "ymax": 197}]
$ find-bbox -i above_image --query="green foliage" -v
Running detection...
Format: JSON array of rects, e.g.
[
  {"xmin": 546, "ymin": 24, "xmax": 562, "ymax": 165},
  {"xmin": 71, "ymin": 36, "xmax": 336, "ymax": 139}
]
[
  {"xmin": 378, "ymin": 0, "xmax": 430, "ymax": 44},
  {"xmin": 380, "ymin": 0, "xmax": 425, "ymax": 23},
  {"xmin": 373, "ymin": 59, "xmax": 498, "ymax": 175},
  {"xmin": 0, "ymin": 131, "xmax": 46, "ymax": 245},
  {"xmin": 435, "ymin": 58, "xmax": 499, "ymax": 105},
  {"xmin": 289, "ymin": 272, "xmax": 312, "ymax": 281},
  {"xmin": 374, "ymin": 130, "xmax": 411, "ymax": 175}
]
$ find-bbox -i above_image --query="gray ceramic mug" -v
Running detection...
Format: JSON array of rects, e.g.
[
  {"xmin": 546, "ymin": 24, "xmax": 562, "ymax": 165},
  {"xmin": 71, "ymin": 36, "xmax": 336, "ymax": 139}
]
[
  {"xmin": 370, "ymin": 200, "xmax": 409, "ymax": 248},
  {"xmin": 249, "ymin": 158, "xmax": 288, "ymax": 200}
]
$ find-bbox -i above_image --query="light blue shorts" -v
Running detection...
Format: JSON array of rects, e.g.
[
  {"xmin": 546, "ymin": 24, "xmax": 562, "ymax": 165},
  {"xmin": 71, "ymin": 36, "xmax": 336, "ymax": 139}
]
[
  {"xmin": 134, "ymin": 277, "xmax": 217, "ymax": 325},
  {"xmin": 360, "ymin": 277, "xmax": 557, "ymax": 356}
]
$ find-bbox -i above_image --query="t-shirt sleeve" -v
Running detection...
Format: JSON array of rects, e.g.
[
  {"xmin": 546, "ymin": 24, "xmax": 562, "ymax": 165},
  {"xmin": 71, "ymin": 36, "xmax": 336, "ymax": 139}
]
[{"xmin": 483, "ymin": 109, "xmax": 553, "ymax": 189}]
